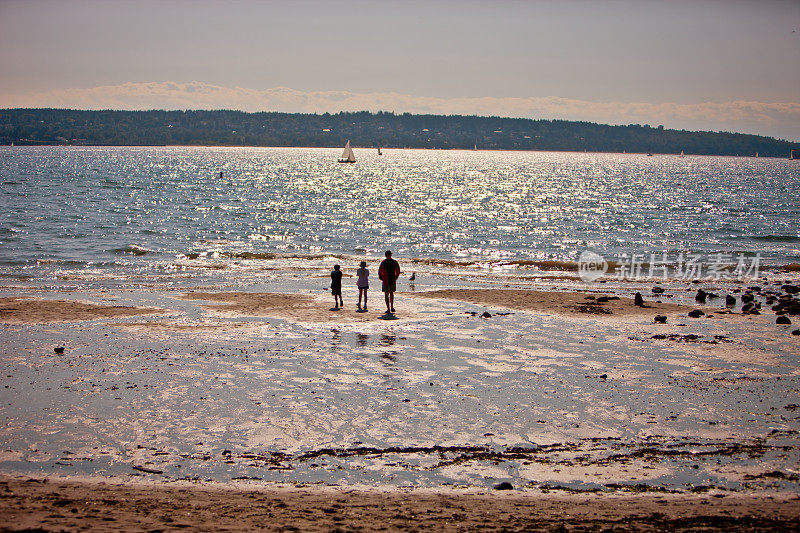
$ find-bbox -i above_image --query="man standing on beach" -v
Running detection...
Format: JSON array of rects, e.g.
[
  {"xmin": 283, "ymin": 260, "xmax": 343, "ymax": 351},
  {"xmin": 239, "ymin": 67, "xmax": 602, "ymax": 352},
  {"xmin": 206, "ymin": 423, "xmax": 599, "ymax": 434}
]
[{"xmin": 378, "ymin": 250, "xmax": 400, "ymax": 314}]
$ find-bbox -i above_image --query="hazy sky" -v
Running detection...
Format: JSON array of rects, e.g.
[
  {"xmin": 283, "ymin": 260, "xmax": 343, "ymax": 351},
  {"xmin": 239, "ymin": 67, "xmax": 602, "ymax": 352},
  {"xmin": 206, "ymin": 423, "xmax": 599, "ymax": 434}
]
[{"xmin": 1, "ymin": 0, "xmax": 799, "ymax": 140}]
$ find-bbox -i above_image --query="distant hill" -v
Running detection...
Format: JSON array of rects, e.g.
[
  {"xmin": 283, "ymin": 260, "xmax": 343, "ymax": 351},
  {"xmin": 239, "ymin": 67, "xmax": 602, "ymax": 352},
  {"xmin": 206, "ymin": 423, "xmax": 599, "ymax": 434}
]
[{"xmin": 0, "ymin": 108, "xmax": 795, "ymax": 157}]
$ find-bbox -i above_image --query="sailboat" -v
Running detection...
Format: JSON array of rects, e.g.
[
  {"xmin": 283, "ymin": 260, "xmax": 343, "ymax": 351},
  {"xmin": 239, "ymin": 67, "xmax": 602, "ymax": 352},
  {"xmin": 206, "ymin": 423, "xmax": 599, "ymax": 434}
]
[
  {"xmin": 338, "ymin": 140, "xmax": 356, "ymax": 163},
  {"xmin": 679, "ymin": 150, "xmax": 685, "ymax": 158}
]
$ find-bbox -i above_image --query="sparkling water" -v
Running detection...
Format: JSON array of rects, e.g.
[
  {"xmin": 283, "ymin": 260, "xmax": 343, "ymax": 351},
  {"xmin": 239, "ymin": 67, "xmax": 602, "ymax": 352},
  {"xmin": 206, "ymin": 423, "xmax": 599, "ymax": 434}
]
[{"xmin": 1, "ymin": 146, "xmax": 798, "ymax": 285}]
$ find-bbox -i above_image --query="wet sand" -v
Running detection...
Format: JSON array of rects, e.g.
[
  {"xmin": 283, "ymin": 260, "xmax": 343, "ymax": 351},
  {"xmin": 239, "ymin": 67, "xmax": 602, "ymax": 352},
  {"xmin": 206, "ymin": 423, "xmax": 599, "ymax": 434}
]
[
  {"xmin": 1, "ymin": 280, "xmax": 798, "ymax": 530},
  {"xmin": 0, "ymin": 289, "xmax": 705, "ymax": 326},
  {"xmin": 177, "ymin": 288, "xmax": 693, "ymax": 325},
  {"xmin": 2, "ymin": 475, "xmax": 799, "ymax": 532},
  {"xmin": 0, "ymin": 296, "xmax": 160, "ymax": 324},
  {"xmin": 412, "ymin": 288, "xmax": 691, "ymax": 317},
  {"xmin": 180, "ymin": 291, "xmax": 412, "ymax": 323}
]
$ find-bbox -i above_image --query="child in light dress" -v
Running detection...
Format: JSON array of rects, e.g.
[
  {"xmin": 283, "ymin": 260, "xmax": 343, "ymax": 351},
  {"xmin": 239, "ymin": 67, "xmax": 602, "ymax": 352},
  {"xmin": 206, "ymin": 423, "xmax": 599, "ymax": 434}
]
[{"xmin": 356, "ymin": 261, "xmax": 369, "ymax": 311}]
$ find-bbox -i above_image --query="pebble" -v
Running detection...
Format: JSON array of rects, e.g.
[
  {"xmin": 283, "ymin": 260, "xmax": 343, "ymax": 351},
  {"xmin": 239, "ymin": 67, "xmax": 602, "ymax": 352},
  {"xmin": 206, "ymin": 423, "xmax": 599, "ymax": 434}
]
[
  {"xmin": 634, "ymin": 292, "xmax": 644, "ymax": 307},
  {"xmin": 725, "ymin": 295, "xmax": 736, "ymax": 307},
  {"xmin": 654, "ymin": 315, "xmax": 667, "ymax": 324},
  {"xmin": 53, "ymin": 347, "xmax": 64, "ymax": 354},
  {"xmin": 688, "ymin": 310, "xmax": 705, "ymax": 318},
  {"xmin": 493, "ymin": 482, "xmax": 514, "ymax": 490},
  {"xmin": 777, "ymin": 316, "xmax": 792, "ymax": 325}
]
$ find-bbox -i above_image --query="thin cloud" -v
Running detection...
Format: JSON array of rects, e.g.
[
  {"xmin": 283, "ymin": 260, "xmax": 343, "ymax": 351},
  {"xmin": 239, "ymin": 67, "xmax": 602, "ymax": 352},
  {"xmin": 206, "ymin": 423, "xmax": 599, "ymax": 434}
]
[{"xmin": 2, "ymin": 81, "xmax": 798, "ymax": 140}]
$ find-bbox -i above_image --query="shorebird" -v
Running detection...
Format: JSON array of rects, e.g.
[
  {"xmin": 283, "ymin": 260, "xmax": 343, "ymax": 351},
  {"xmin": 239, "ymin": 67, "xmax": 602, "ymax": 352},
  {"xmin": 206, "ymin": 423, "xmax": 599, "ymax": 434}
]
[{"xmin": 409, "ymin": 272, "xmax": 416, "ymax": 281}]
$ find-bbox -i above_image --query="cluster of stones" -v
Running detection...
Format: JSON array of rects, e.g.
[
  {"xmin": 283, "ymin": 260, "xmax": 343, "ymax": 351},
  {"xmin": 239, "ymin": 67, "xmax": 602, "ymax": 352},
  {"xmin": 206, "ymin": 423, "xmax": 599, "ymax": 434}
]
[{"xmin": 643, "ymin": 282, "xmax": 800, "ymax": 335}]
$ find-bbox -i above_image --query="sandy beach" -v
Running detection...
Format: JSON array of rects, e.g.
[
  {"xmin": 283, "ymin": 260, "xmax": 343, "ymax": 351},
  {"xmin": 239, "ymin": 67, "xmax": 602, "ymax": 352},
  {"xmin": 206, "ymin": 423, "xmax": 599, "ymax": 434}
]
[
  {"xmin": 0, "ymin": 296, "xmax": 159, "ymax": 324},
  {"xmin": 411, "ymin": 288, "xmax": 691, "ymax": 317},
  {"xmin": 2, "ymin": 278, "xmax": 799, "ymax": 531},
  {"xmin": 2, "ymin": 475, "xmax": 799, "ymax": 532},
  {"xmin": 0, "ymin": 288, "xmax": 689, "ymax": 326}
]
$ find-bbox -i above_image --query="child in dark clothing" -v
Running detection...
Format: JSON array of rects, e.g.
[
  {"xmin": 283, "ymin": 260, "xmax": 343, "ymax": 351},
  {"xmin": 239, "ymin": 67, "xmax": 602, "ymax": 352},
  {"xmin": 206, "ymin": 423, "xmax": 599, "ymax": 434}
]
[{"xmin": 331, "ymin": 264, "xmax": 343, "ymax": 309}]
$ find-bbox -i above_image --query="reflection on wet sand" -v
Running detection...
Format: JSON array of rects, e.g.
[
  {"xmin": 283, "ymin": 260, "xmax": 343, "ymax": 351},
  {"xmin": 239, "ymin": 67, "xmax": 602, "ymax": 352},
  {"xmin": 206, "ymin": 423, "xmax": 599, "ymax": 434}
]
[{"xmin": 0, "ymin": 278, "xmax": 798, "ymax": 495}]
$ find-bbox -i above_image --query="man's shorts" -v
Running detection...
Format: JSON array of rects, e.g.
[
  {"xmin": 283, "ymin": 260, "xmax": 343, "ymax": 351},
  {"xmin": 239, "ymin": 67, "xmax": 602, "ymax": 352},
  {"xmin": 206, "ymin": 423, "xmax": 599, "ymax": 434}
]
[
  {"xmin": 331, "ymin": 287, "xmax": 342, "ymax": 296},
  {"xmin": 382, "ymin": 282, "xmax": 396, "ymax": 293}
]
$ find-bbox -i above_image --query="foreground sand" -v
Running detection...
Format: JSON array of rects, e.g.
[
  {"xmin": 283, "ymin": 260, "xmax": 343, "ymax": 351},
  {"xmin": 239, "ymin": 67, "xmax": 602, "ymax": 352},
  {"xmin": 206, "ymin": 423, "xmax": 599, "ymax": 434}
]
[
  {"xmin": 2, "ymin": 283, "xmax": 797, "ymax": 532},
  {"xmin": 2, "ymin": 476, "xmax": 799, "ymax": 532}
]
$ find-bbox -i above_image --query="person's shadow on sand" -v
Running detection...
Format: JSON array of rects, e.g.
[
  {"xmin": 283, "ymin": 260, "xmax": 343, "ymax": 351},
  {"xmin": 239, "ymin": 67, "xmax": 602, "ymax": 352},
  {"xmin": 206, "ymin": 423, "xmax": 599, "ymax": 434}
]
[{"xmin": 378, "ymin": 312, "xmax": 399, "ymax": 320}]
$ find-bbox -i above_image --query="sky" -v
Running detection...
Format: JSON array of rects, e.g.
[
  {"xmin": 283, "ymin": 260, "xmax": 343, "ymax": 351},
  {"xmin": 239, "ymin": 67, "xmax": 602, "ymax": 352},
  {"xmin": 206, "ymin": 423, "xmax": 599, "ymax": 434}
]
[{"xmin": 1, "ymin": 0, "xmax": 799, "ymax": 140}]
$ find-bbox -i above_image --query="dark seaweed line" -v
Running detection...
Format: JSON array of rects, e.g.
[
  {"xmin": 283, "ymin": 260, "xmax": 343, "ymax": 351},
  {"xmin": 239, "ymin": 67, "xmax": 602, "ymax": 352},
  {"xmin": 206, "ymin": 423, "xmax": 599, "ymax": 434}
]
[{"xmin": 597, "ymin": 443, "xmax": 792, "ymax": 464}]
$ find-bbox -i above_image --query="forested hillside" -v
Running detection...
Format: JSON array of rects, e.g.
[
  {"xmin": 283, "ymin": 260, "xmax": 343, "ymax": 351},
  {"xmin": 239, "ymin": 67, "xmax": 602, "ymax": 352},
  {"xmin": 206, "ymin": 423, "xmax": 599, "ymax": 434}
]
[{"xmin": 1, "ymin": 108, "xmax": 795, "ymax": 157}]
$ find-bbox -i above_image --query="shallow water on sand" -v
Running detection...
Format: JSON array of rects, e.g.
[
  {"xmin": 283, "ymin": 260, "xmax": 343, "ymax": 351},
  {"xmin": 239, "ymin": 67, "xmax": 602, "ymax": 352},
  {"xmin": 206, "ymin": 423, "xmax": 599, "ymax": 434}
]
[{"xmin": 1, "ymin": 274, "xmax": 798, "ymax": 492}]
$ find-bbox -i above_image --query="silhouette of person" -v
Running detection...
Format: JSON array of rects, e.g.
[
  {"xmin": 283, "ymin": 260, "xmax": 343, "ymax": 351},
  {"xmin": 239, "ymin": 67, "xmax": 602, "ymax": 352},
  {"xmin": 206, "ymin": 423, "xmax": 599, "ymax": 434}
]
[
  {"xmin": 356, "ymin": 261, "xmax": 369, "ymax": 311},
  {"xmin": 330, "ymin": 264, "xmax": 343, "ymax": 309},
  {"xmin": 378, "ymin": 250, "xmax": 400, "ymax": 313}
]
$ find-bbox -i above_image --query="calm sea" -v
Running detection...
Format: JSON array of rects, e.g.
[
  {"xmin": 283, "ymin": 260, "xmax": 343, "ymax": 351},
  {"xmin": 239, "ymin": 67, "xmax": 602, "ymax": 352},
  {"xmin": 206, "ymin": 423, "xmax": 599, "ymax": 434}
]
[{"xmin": 1, "ymin": 146, "xmax": 798, "ymax": 285}]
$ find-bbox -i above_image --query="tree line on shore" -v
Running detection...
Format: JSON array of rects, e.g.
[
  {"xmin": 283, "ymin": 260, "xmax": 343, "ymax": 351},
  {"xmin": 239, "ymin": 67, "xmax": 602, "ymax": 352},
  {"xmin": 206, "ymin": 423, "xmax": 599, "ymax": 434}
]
[{"xmin": 0, "ymin": 108, "xmax": 796, "ymax": 157}]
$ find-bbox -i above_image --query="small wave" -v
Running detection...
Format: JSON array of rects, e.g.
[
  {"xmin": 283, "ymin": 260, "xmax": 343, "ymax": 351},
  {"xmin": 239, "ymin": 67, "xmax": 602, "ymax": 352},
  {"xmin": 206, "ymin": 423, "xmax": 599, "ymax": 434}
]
[
  {"xmin": 0, "ymin": 260, "xmax": 22, "ymax": 267},
  {"xmin": 178, "ymin": 250, "xmax": 355, "ymax": 262},
  {"xmin": 409, "ymin": 257, "xmax": 581, "ymax": 271},
  {"xmin": 223, "ymin": 251, "xmax": 281, "ymax": 260},
  {"xmin": 110, "ymin": 245, "xmax": 152, "ymax": 256},
  {"xmin": 173, "ymin": 251, "xmax": 585, "ymax": 272},
  {"xmin": 177, "ymin": 251, "xmax": 278, "ymax": 261},
  {"xmin": 37, "ymin": 259, "xmax": 89, "ymax": 266},
  {"xmin": 505, "ymin": 259, "xmax": 580, "ymax": 271},
  {"xmin": 750, "ymin": 235, "xmax": 800, "ymax": 243},
  {"xmin": 410, "ymin": 257, "xmax": 479, "ymax": 268}
]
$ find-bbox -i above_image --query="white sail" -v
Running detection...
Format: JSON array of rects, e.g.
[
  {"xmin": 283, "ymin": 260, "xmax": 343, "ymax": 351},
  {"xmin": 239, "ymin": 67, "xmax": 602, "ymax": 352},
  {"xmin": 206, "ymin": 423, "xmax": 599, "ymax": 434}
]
[{"xmin": 339, "ymin": 140, "xmax": 355, "ymax": 162}]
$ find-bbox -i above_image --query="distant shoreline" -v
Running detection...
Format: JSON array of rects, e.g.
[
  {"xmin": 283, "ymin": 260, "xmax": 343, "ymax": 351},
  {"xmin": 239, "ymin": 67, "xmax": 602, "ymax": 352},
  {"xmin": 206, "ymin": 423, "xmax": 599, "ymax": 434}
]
[
  {"xmin": 2, "ymin": 108, "xmax": 796, "ymax": 156},
  {"xmin": 1, "ymin": 144, "xmax": 794, "ymax": 159}
]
